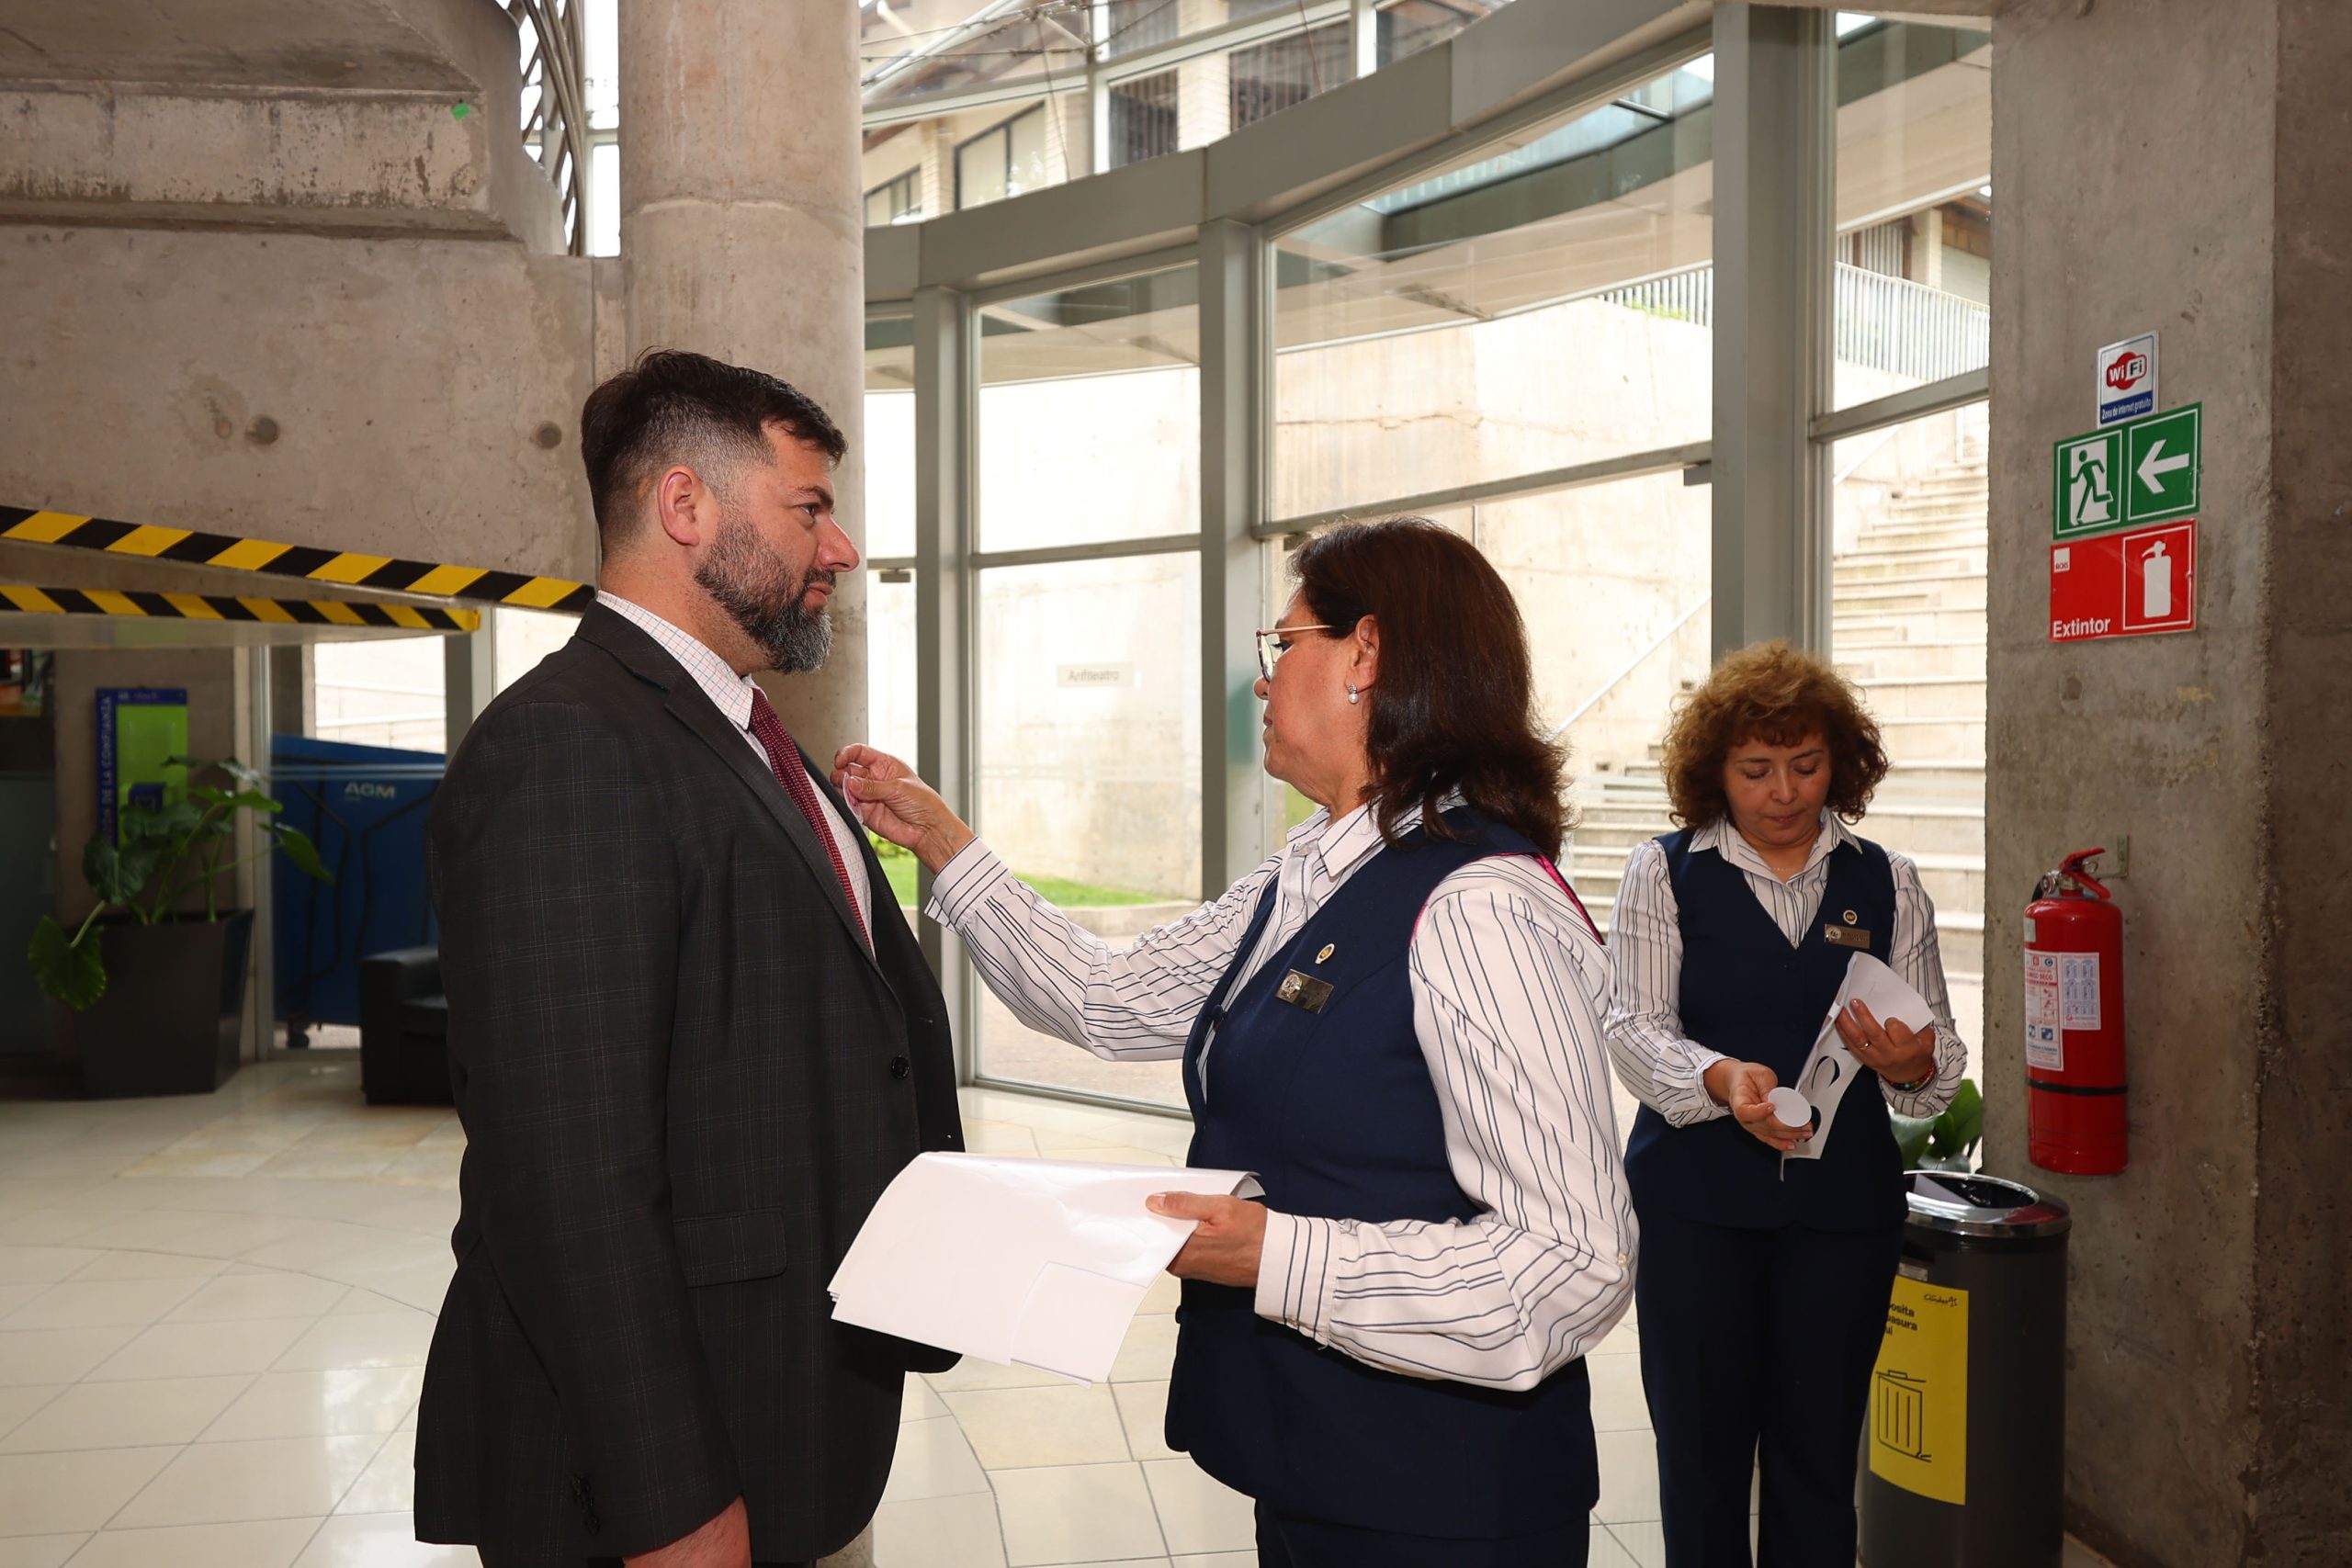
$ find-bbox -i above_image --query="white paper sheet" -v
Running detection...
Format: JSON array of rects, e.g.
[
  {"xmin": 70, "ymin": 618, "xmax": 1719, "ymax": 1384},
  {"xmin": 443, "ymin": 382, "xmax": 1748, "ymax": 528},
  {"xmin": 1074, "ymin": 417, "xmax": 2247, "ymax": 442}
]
[
  {"xmin": 1782, "ymin": 953, "xmax": 1936, "ymax": 1165},
  {"xmin": 827, "ymin": 1153, "xmax": 1263, "ymax": 1383}
]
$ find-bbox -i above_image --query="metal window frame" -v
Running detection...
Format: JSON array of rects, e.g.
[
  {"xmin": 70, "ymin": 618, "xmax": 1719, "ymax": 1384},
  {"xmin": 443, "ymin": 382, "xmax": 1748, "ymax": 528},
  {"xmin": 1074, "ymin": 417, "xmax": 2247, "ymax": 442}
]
[{"xmin": 866, "ymin": 0, "xmax": 2028, "ymax": 1106}]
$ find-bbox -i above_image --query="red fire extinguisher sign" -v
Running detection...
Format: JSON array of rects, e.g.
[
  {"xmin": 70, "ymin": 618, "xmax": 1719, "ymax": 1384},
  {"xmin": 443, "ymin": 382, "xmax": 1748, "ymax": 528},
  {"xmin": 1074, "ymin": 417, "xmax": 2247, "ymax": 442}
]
[{"xmin": 2025, "ymin": 849, "xmax": 2128, "ymax": 1175}]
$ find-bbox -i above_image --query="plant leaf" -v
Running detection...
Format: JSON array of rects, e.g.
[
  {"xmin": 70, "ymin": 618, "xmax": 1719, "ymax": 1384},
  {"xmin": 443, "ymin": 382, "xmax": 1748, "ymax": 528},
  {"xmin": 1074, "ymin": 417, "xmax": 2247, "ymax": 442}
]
[
  {"xmin": 216, "ymin": 790, "xmax": 280, "ymax": 815},
  {"xmin": 27, "ymin": 916, "xmax": 105, "ymax": 1010},
  {"xmin": 1889, "ymin": 1111, "xmax": 1935, "ymax": 1169},
  {"xmin": 274, "ymin": 825, "xmax": 334, "ymax": 884},
  {"xmin": 216, "ymin": 757, "xmax": 266, "ymax": 793},
  {"xmin": 82, "ymin": 834, "xmax": 144, "ymax": 907},
  {"xmin": 1928, "ymin": 1077, "xmax": 1985, "ymax": 1159}
]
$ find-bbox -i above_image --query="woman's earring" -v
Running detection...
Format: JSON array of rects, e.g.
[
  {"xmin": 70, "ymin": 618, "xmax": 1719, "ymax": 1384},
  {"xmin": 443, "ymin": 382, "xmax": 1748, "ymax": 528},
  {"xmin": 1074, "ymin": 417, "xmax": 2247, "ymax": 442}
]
[{"xmin": 1347, "ymin": 684, "xmax": 1360, "ymax": 705}]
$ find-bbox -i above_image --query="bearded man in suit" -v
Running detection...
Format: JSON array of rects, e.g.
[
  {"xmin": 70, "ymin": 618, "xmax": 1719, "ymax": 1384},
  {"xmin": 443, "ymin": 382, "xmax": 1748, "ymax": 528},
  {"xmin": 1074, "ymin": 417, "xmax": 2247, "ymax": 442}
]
[{"xmin": 416, "ymin": 349, "xmax": 962, "ymax": 1568}]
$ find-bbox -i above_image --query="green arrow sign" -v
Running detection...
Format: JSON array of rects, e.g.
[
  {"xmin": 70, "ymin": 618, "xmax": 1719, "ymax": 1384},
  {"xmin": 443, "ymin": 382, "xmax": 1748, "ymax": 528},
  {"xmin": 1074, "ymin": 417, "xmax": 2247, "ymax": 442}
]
[
  {"xmin": 2054, "ymin": 402, "xmax": 2200, "ymax": 538},
  {"xmin": 2123, "ymin": 404, "xmax": 2200, "ymax": 523}
]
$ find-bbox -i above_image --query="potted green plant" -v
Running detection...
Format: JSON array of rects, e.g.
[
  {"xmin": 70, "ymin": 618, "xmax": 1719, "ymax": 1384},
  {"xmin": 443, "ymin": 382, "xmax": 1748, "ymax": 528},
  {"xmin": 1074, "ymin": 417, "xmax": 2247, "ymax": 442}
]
[
  {"xmin": 1892, "ymin": 1077, "xmax": 1985, "ymax": 1173},
  {"xmin": 28, "ymin": 755, "xmax": 331, "ymax": 1098}
]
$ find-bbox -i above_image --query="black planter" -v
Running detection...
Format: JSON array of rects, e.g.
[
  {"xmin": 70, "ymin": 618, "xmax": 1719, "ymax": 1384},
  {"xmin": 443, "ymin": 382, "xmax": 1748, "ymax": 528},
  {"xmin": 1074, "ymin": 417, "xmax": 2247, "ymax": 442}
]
[{"xmin": 74, "ymin": 910, "xmax": 254, "ymax": 1099}]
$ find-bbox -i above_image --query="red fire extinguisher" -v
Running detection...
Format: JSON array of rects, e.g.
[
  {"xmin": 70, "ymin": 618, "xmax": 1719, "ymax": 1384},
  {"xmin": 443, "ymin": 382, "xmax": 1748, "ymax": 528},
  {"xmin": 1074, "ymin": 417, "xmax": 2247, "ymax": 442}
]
[{"xmin": 2024, "ymin": 849, "xmax": 2127, "ymax": 1175}]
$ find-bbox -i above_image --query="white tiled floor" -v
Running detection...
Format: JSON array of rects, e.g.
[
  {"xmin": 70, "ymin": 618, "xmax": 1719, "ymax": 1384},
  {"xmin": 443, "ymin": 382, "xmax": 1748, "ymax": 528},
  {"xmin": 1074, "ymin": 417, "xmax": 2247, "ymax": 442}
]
[{"xmin": 0, "ymin": 1061, "xmax": 2116, "ymax": 1568}]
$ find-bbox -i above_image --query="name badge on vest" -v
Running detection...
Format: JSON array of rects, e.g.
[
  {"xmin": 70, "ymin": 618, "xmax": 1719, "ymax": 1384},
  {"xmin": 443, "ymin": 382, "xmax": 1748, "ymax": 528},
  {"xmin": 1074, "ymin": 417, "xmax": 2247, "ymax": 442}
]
[
  {"xmin": 1276, "ymin": 970, "xmax": 1335, "ymax": 1014},
  {"xmin": 1824, "ymin": 909, "xmax": 1872, "ymax": 951}
]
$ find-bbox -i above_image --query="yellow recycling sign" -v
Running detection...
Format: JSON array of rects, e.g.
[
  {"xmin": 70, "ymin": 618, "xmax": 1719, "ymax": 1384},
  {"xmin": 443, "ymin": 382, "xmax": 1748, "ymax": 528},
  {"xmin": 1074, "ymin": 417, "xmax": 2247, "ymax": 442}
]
[{"xmin": 1869, "ymin": 1273, "xmax": 1969, "ymax": 1506}]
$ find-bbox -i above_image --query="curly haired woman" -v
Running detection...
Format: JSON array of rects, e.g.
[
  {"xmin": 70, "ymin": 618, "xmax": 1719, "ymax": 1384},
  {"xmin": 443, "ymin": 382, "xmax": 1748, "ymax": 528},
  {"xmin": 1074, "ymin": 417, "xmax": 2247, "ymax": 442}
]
[{"xmin": 1603, "ymin": 639, "xmax": 1967, "ymax": 1568}]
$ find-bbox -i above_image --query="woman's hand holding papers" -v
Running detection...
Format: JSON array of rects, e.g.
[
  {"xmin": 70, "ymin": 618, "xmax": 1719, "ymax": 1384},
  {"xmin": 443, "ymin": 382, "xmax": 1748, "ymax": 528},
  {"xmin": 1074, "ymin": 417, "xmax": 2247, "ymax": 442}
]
[
  {"xmin": 1146, "ymin": 1191, "xmax": 1267, "ymax": 1288},
  {"xmin": 834, "ymin": 745, "xmax": 976, "ymax": 874},
  {"xmin": 1833, "ymin": 998, "xmax": 1937, "ymax": 1089}
]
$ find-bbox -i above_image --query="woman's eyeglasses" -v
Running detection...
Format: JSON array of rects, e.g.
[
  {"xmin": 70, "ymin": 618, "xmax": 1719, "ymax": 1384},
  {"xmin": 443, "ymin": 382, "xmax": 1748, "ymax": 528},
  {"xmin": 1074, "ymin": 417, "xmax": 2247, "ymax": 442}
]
[{"xmin": 1255, "ymin": 625, "xmax": 1339, "ymax": 682}]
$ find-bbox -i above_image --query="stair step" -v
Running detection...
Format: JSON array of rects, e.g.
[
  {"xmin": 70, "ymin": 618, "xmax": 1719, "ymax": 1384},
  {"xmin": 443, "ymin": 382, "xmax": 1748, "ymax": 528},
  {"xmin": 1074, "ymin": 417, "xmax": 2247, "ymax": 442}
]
[
  {"xmin": 1833, "ymin": 608, "xmax": 1990, "ymax": 642},
  {"xmin": 1834, "ymin": 641, "xmax": 1987, "ymax": 680},
  {"xmin": 1835, "ymin": 553, "xmax": 1987, "ymax": 583},
  {"xmin": 1853, "ymin": 675, "xmax": 1986, "ymax": 718}
]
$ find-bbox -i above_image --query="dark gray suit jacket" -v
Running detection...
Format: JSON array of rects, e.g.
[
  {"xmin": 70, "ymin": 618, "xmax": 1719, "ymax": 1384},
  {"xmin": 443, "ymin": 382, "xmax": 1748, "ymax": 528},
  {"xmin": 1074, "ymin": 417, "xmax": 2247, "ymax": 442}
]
[{"xmin": 414, "ymin": 603, "xmax": 962, "ymax": 1565}]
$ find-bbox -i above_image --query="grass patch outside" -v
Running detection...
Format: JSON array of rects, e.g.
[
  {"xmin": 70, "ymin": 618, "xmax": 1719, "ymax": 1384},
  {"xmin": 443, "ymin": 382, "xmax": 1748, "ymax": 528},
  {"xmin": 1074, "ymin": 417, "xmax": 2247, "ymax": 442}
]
[{"xmin": 873, "ymin": 835, "xmax": 1170, "ymax": 909}]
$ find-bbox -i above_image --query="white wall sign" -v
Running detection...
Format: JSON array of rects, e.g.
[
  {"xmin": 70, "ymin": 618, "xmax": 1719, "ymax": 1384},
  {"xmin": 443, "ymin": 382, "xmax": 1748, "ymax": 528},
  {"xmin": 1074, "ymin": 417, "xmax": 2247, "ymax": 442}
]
[{"xmin": 2096, "ymin": 333, "xmax": 2158, "ymax": 425}]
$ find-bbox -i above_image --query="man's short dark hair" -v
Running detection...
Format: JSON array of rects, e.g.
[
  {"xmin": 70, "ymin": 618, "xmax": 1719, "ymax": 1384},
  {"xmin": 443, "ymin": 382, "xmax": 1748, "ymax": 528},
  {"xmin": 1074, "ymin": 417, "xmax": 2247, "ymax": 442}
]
[{"xmin": 578, "ymin": 349, "xmax": 847, "ymax": 554}]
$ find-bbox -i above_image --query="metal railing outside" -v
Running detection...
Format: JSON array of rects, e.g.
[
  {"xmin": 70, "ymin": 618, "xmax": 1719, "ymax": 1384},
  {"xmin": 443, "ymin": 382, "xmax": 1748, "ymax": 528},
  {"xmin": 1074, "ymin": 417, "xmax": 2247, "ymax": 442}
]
[
  {"xmin": 507, "ymin": 0, "xmax": 590, "ymax": 256},
  {"xmin": 1599, "ymin": 263, "xmax": 1990, "ymax": 386}
]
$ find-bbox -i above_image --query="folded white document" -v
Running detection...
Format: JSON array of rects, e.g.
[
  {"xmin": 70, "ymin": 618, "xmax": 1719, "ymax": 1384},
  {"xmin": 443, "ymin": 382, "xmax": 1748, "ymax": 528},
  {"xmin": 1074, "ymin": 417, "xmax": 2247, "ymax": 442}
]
[
  {"xmin": 828, "ymin": 1153, "xmax": 1262, "ymax": 1383},
  {"xmin": 1782, "ymin": 952, "xmax": 1936, "ymax": 1165}
]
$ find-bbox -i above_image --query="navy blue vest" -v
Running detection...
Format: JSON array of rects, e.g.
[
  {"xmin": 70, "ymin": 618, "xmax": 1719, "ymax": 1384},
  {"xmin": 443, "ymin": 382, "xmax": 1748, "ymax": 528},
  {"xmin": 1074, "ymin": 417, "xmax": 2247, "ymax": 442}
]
[
  {"xmin": 1168, "ymin": 810, "xmax": 1599, "ymax": 1538},
  {"xmin": 1623, "ymin": 828, "xmax": 1907, "ymax": 1233}
]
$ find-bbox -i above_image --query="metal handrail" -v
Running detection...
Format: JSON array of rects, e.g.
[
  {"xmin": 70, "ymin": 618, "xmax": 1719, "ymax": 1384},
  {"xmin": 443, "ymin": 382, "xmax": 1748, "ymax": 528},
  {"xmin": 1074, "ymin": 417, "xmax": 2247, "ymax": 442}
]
[
  {"xmin": 1600, "ymin": 262, "xmax": 1990, "ymax": 387},
  {"xmin": 507, "ymin": 0, "xmax": 589, "ymax": 256},
  {"xmin": 1546, "ymin": 593, "xmax": 1711, "ymax": 742}
]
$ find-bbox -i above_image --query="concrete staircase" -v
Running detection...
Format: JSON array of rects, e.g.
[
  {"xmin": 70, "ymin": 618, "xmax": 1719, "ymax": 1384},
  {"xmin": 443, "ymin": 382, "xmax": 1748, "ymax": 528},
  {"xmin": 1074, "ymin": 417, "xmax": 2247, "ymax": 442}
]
[{"xmin": 1564, "ymin": 436, "xmax": 1989, "ymax": 1046}]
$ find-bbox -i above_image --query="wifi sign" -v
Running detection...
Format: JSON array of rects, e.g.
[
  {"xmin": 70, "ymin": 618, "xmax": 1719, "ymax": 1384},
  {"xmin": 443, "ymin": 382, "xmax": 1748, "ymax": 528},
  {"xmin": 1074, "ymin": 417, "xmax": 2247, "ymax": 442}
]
[{"xmin": 2096, "ymin": 332, "xmax": 2158, "ymax": 424}]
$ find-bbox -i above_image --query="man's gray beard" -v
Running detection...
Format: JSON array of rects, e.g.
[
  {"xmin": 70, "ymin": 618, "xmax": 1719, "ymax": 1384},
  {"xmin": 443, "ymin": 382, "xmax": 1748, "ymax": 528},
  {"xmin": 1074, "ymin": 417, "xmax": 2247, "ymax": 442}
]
[{"xmin": 695, "ymin": 508, "xmax": 834, "ymax": 673}]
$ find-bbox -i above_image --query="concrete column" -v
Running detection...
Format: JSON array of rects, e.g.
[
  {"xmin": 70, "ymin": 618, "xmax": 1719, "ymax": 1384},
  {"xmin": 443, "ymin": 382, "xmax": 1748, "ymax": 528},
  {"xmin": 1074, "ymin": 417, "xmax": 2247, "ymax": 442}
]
[
  {"xmin": 268, "ymin": 646, "xmax": 314, "ymax": 739},
  {"xmin": 619, "ymin": 0, "xmax": 867, "ymax": 760},
  {"xmin": 442, "ymin": 627, "xmax": 496, "ymax": 757},
  {"xmin": 1988, "ymin": 2, "xmax": 2350, "ymax": 1562}
]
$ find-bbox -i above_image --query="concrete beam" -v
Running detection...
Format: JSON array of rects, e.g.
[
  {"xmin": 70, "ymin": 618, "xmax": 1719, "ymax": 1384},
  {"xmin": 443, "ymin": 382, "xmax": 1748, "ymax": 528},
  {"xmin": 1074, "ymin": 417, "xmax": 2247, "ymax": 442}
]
[
  {"xmin": 0, "ymin": 84, "xmax": 560, "ymax": 243},
  {"xmin": 0, "ymin": 226, "xmax": 605, "ymax": 581},
  {"xmin": 0, "ymin": 0, "xmax": 492, "ymax": 93}
]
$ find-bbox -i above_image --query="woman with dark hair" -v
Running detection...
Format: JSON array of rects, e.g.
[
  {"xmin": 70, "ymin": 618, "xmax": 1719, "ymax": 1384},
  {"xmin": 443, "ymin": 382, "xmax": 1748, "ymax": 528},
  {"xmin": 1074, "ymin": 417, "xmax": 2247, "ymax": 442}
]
[
  {"xmin": 1602, "ymin": 639, "xmax": 1967, "ymax": 1568},
  {"xmin": 837, "ymin": 517, "xmax": 1634, "ymax": 1566}
]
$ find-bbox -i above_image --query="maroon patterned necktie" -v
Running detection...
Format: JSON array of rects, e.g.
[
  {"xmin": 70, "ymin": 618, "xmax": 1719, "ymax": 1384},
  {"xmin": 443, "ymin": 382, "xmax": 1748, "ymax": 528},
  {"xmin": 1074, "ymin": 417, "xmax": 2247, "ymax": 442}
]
[{"xmin": 747, "ymin": 688, "xmax": 870, "ymax": 950}]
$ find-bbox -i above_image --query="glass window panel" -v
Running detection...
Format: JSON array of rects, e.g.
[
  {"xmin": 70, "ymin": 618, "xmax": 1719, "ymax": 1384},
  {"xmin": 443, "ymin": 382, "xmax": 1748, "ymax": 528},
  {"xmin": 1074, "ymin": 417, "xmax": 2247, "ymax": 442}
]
[
  {"xmin": 1229, "ymin": 21, "xmax": 1351, "ymax": 130},
  {"xmin": 863, "ymin": 6, "xmax": 1081, "ymax": 110},
  {"xmin": 1272, "ymin": 58, "xmax": 1714, "ymax": 521},
  {"xmin": 1105, "ymin": 0, "xmax": 1183, "ymax": 60},
  {"xmin": 972, "ymin": 552, "xmax": 1201, "ymax": 1110},
  {"xmin": 956, "ymin": 119, "xmax": 1011, "ymax": 209},
  {"xmin": 583, "ymin": 0, "xmax": 618, "ymax": 130},
  {"xmin": 1007, "ymin": 104, "xmax": 1050, "ymax": 197},
  {"xmin": 312, "ymin": 637, "xmax": 446, "ymax": 754},
  {"xmin": 1378, "ymin": 0, "xmax": 1513, "ymax": 67},
  {"xmin": 1108, "ymin": 69, "xmax": 1181, "ymax": 168},
  {"xmin": 1827, "ymin": 402, "xmax": 1987, "ymax": 1058},
  {"xmin": 588, "ymin": 141, "xmax": 618, "ymax": 258},
  {"xmin": 865, "ymin": 169, "xmax": 922, "ymax": 226},
  {"xmin": 977, "ymin": 264, "xmax": 1199, "ymax": 551},
  {"xmin": 1830, "ymin": 17, "xmax": 1993, "ymax": 409},
  {"xmin": 865, "ymin": 315, "xmax": 916, "ymax": 560}
]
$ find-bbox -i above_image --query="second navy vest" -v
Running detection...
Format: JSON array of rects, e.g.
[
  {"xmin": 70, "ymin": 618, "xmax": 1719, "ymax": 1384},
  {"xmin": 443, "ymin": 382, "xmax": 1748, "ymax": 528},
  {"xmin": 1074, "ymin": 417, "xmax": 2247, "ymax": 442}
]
[
  {"xmin": 1623, "ymin": 827, "xmax": 1907, "ymax": 1233},
  {"xmin": 1167, "ymin": 810, "xmax": 1600, "ymax": 1538}
]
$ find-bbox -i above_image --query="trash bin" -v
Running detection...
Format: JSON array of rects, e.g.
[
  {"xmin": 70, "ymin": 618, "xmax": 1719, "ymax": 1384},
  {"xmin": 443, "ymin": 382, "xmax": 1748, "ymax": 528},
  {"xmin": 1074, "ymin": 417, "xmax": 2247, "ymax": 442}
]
[{"xmin": 1860, "ymin": 1172, "xmax": 2071, "ymax": 1568}]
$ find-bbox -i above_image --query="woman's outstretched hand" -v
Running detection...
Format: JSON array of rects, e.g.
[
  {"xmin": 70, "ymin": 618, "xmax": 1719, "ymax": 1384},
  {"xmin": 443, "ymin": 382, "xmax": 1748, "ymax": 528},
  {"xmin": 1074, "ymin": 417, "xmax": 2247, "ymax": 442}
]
[
  {"xmin": 833, "ymin": 745, "xmax": 977, "ymax": 874},
  {"xmin": 1704, "ymin": 1058, "xmax": 1813, "ymax": 1153}
]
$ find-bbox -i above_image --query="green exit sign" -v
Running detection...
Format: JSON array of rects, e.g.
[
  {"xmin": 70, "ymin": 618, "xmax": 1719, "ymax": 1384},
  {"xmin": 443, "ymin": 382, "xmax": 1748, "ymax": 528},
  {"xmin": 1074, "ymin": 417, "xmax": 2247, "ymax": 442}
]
[{"xmin": 2054, "ymin": 403, "xmax": 2201, "ymax": 539}]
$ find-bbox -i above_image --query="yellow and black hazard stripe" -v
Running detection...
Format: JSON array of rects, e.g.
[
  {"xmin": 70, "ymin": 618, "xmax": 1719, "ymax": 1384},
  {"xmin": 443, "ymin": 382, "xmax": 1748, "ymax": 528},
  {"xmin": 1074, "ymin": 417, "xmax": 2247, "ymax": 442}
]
[
  {"xmin": 2, "ymin": 584, "xmax": 482, "ymax": 633},
  {"xmin": 1, "ymin": 506, "xmax": 590, "ymax": 613}
]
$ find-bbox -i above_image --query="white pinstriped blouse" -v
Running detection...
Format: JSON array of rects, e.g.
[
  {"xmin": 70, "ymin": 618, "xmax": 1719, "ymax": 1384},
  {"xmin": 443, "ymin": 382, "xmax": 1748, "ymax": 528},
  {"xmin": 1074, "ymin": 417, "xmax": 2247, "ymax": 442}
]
[
  {"xmin": 1601, "ymin": 810, "xmax": 1967, "ymax": 1127},
  {"xmin": 925, "ymin": 798, "xmax": 1638, "ymax": 1392}
]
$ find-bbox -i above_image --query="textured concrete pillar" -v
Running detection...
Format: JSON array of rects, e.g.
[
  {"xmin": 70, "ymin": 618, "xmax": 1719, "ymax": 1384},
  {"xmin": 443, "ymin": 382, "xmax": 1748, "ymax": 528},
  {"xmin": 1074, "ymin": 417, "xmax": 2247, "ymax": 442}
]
[
  {"xmin": 619, "ymin": 0, "xmax": 867, "ymax": 756},
  {"xmin": 1987, "ymin": 2, "xmax": 2351, "ymax": 1563}
]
